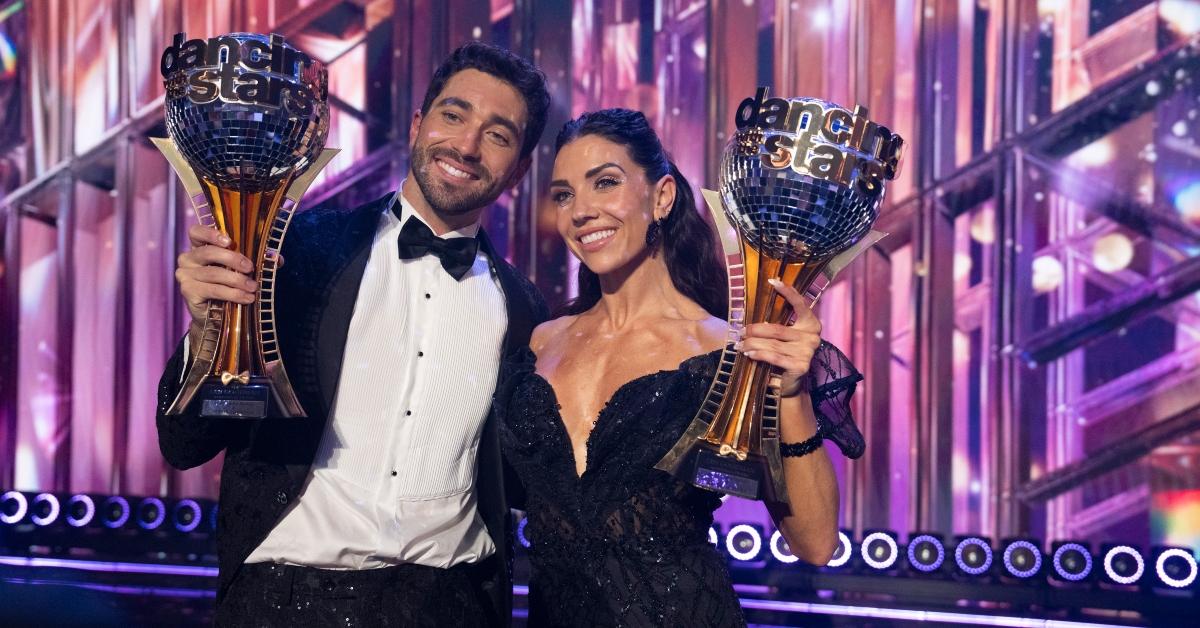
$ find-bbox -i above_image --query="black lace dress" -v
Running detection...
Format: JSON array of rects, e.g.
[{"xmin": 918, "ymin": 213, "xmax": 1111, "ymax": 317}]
[{"xmin": 497, "ymin": 341, "xmax": 864, "ymax": 628}]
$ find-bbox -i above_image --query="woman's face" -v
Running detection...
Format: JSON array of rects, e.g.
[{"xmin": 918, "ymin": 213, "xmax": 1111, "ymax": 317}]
[{"xmin": 549, "ymin": 135, "xmax": 674, "ymax": 276}]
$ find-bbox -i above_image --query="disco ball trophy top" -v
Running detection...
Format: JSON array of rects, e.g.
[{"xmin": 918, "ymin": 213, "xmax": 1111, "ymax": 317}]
[
  {"xmin": 656, "ymin": 87, "xmax": 903, "ymax": 502},
  {"xmin": 157, "ymin": 32, "xmax": 338, "ymax": 418}
]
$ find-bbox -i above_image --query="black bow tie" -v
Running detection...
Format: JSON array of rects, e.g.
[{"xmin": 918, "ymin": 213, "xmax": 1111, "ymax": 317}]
[{"xmin": 395, "ymin": 215, "xmax": 479, "ymax": 280}]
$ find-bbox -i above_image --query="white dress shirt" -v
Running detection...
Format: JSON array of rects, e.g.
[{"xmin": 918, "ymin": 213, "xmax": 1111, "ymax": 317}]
[{"xmin": 244, "ymin": 188, "xmax": 508, "ymax": 569}]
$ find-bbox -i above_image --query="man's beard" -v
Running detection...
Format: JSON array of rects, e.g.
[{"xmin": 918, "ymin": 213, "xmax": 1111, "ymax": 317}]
[{"xmin": 410, "ymin": 144, "xmax": 502, "ymax": 217}]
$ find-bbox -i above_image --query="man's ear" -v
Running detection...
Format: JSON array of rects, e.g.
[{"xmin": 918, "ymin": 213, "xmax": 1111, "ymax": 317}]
[
  {"xmin": 408, "ymin": 110, "xmax": 424, "ymax": 149},
  {"xmin": 653, "ymin": 174, "xmax": 677, "ymax": 222}
]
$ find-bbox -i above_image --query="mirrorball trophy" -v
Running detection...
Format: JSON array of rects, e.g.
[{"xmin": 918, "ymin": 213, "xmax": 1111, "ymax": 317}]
[
  {"xmin": 156, "ymin": 32, "xmax": 337, "ymax": 418},
  {"xmin": 656, "ymin": 87, "xmax": 903, "ymax": 502}
]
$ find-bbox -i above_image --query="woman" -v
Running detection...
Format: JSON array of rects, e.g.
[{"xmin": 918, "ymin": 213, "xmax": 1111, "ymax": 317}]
[{"xmin": 497, "ymin": 109, "xmax": 864, "ymax": 627}]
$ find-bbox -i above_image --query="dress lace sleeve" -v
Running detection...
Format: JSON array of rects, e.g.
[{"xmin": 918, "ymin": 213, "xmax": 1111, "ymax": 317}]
[{"xmin": 808, "ymin": 340, "xmax": 866, "ymax": 459}]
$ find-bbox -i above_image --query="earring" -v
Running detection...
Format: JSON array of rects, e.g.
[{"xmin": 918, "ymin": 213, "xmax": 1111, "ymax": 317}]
[{"xmin": 645, "ymin": 217, "xmax": 666, "ymax": 247}]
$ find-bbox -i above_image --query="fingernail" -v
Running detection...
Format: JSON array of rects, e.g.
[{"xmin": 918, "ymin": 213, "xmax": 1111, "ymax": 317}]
[
  {"xmin": 219, "ymin": 235, "xmax": 231, "ymax": 245},
  {"xmin": 743, "ymin": 350, "xmax": 758, "ymax": 359},
  {"xmin": 734, "ymin": 341, "xmax": 743, "ymax": 350},
  {"xmin": 767, "ymin": 278, "xmax": 782, "ymax": 287},
  {"xmin": 242, "ymin": 259, "xmax": 253, "ymax": 271}
]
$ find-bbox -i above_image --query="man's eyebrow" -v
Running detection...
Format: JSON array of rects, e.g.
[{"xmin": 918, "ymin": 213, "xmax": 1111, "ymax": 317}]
[
  {"xmin": 434, "ymin": 96, "xmax": 522, "ymax": 139},
  {"xmin": 435, "ymin": 96, "xmax": 473, "ymax": 111}
]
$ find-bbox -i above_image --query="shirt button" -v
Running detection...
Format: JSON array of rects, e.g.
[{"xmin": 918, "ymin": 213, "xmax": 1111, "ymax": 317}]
[
  {"xmin": 405, "ymin": 410, "xmax": 412, "ymax": 416},
  {"xmin": 391, "ymin": 471, "xmax": 397, "ymax": 477},
  {"xmin": 275, "ymin": 491, "xmax": 288, "ymax": 505},
  {"xmin": 417, "ymin": 351, "xmax": 424, "ymax": 357},
  {"xmin": 424, "ymin": 293, "xmax": 431, "ymax": 299}
]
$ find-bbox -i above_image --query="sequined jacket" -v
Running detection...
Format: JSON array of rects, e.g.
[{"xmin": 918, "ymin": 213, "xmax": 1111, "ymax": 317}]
[{"xmin": 155, "ymin": 192, "xmax": 547, "ymax": 623}]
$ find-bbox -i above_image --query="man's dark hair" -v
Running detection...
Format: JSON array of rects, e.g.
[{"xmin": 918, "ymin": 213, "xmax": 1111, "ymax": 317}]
[{"xmin": 420, "ymin": 41, "xmax": 550, "ymax": 160}]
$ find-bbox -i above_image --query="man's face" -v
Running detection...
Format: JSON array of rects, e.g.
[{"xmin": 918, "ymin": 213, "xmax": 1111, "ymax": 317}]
[{"xmin": 409, "ymin": 69, "xmax": 531, "ymax": 218}]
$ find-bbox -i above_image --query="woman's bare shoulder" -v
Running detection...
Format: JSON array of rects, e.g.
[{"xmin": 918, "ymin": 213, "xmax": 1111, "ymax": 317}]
[
  {"xmin": 694, "ymin": 315, "xmax": 732, "ymax": 352},
  {"xmin": 530, "ymin": 315, "xmax": 579, "ymax": 354}
]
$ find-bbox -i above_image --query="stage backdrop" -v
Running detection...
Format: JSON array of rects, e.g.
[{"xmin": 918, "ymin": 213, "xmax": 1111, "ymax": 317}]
[{"xmin": 1, "ymin": 0, "xmax": 1199, "ymax": 552}]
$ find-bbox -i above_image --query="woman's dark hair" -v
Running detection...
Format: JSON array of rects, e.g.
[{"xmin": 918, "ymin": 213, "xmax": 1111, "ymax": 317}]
[
  {"xmin": 420, "ymin": 41, "xmax": 550, "ymax": 160},
  {"xmin": 555, "ymin": 108, "xmax": 727, "ymax": 319}
]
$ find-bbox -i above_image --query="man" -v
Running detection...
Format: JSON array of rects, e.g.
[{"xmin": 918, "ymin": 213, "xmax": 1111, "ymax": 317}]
[{"xmin": 156, "ymin": 42, "xmax": 550, "ymax": 627}]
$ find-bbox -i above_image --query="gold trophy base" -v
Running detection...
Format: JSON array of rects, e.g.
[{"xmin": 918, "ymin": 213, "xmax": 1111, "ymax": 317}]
[
  {"xmin": 682, "ymin": 441, "xmax": 784, "ymax": 501},
  {"xmin": 197, "ymin": 376, "xmax": 273, "ymax": 418}
]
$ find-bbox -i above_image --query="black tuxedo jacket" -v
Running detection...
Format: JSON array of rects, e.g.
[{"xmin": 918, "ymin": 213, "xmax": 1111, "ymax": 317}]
[{"xmin": 155, "ymin": 193, "xmax": 548, "ymax": 623}]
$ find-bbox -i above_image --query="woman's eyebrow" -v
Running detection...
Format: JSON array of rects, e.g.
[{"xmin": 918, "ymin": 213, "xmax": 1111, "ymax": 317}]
[{"xmin": 584, "ymin": 162, "xmax": 625, "ymax": 179}]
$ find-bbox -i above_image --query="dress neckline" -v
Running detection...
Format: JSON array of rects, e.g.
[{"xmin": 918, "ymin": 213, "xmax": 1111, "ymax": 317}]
[{"xmin": 521, "ymin": 347, "xmax": 723, "ymax": 480}]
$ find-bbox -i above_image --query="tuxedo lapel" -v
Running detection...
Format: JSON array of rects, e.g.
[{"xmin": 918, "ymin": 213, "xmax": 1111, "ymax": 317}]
[
  {"xmin": 477, "ymin": 229, "xmax": 534, "ymax": 358},
  {"xmin": 314, "ymin": 199, "xmax": 391, "ymax": 415}
]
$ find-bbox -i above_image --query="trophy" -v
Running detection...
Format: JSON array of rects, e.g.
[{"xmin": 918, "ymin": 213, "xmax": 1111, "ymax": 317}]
[
  {"xmin": 156, "ymin": 32, "xmax": 337, "ymax": 418},
  {"xmin": 656, "ymin": 88, "xmax": 903, "ymax": 502}
]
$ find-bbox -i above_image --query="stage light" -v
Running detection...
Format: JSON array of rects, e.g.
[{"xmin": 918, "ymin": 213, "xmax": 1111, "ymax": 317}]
[
  {"xmin": 1153, "ymin": 547, "xmax": 1198, "ymax": 589},
  {"xmin": 30, "ymin": 493, "xmax": 60, "ymax": 527},
  {"xmin": 1092, "ymin": 233, "xmax": 1133, "ymax": 273},
  {"xmin": 137, "ymin": 497, "xmax": 166, "ymax": 530},
  {"xmin": 725, "ymin": 524, "xmax": 764, "ymax": 562},
  {"xmin": 953, "ymin": 253, "xmax": 973, "ymax": 282},
  {"xmin": 969, "ymin": 206, "xmax": 996, "ymax": 244},
  {"xmin": 0, "ymin": 490, "xmax": 27, "ymax": 524},
  {"xmin": 708, "ymin": 526, "xmax": 719, "ymax": 547},
  {"xmin": 516, "ymin": 516, "xmax": 531, "ymax": 549},
  {"xmin": 906, "ymin": 534, "xmax": 945, "ymax": 573},
  {"xmin": 954, "ymin": 536, "xmax": 994, "ymax": 576},
  {"xmin": 826, "ymin": 530, "xmax": 853, "ymax": 568},
  {"xmin": 769, "ymin": 530, "xmax": 799, "ymax": 564},
  {"xmin": 1002, "ymin": 539, "xmax": 1043, "ymax": 579},
  {"xmin": 66, "ymin": 494, "xmax": 95, "ymax": 528},
  {"xmin": 1032, "ymin": 256, "xmax": 1063, "ymax": 293},
  {"xmin": 860, "ymin": 531, "xmax": 899, "ymax": 570},
  {"xmin": 1161, "ymin": 0, "xmax": 1200, "ymax": 35},
  {"xmin": 172, "ymin": 499, "xmax": 202, "ymax": 533},
  {"xmin": 1102, "ymin": 545, "xmax": 1145, "ymax": 585},
  {"xmin": 1050, "ymin": 542, "xmax": 1093, "ymax": 582},
  {"xmin": 102, "ymin": 496, "xmax": 130, "ymax": 529}
]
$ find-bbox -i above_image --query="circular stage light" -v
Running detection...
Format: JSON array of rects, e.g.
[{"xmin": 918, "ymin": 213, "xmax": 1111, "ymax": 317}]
[
  {"xmin": 1103, "ymin": 545, "xmax": 1145, "ymax": 585},
  {"xmin": 137, "ymin": 497, "xmax": 166, "ymax": 530},
  {"xmin": 516, "ymin": 517, "xmax": 531, "ymax": 549},
  {"xmin": 725, "ymin": 524, "xmax": 763, "ymax": 561},
  {"xmin": 102, "ymin": 496, "xmax": 130, "ymax": 529},
  {"xmin": 907, "ymin": 534, "xmax": 945, "ymax": 573},
  {"xmin": 173, "ymin": 499, "xmax": 202, "ymax": 533},
  {"xmin": 66, "ymin": 495, "xmax": 95, "ymax": 527},
  {"xmin": 30, "ymin": 493, "xmax": 60, "ymax": 526},
  {"xmin": 861, "ymin": 532, "xmax": 898, "ymax": 570},
  {"xmin": 770, "ymin": 530, "xmax": 799, "ymax": 564},
  {"xmin": 1052, "ymin": 542, "xmax": 1093, "ymax": 581},
  {"xmin": 1002, "ymin": 540, "xmax": 1042, "ymax": 579},
  {"xmin": 1155, "ymin": 548, "xmax": 1197, "ymax": 589},
  {"xmin": 1, "ymin": 491, "xmax": 28, "ymax": 524},
  {"xmin": 955, "ymin": 537, "xmax": 993, "ymax": 576},
  {"xmin": 826, "ymin": 531, "xmax": 853, "ymax": 568}
]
